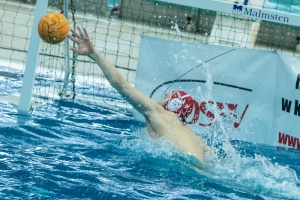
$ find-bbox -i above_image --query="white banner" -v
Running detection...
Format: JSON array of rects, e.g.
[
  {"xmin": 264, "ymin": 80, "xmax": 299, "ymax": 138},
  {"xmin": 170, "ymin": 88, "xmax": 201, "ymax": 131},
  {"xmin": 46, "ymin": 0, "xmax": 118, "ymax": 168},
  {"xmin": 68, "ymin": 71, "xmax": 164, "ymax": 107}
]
[
  {"xmin": 157, "ymin": 0, "xmax": 300, "ymax": 27},
  {"xmin": 134, "ymin": 36, "xmax": 300, "ymax": 148}
]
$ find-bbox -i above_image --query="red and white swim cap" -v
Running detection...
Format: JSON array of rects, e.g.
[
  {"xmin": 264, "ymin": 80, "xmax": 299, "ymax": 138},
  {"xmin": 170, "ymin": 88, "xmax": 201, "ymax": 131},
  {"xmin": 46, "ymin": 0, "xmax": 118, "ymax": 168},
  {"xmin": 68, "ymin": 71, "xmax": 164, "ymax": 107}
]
[{"xmin": 166, "ymin": 91, "xmax": 199, "ymax": 124}]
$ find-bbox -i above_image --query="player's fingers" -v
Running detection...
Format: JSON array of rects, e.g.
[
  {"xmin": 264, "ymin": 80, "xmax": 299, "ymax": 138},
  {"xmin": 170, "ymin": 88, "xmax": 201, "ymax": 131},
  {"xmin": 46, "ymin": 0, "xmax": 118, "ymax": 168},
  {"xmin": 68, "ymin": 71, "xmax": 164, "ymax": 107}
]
[
  {"xmin": 77, "ymin": 27, "xmax": 85, "ymax": 38},
  {"xmin": 67, "ymin": 35, "xmax": 77, "ymax": 42},
  {"xmin": 70, "ymin": 47, "xmax": 80, "ymax": 54},
  {"xmin": 83, "ymin": 28, "xmax": 89, "ymax": 38},
  {"xmin": 70, "ymin": 28, "xmax": 80, "ymax": 39}
]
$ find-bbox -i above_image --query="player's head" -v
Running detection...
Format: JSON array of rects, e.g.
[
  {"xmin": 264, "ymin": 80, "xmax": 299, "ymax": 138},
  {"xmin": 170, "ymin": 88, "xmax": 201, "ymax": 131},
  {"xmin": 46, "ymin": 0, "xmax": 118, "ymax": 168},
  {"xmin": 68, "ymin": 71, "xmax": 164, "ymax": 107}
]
[{"xmin": 158, "ymin": 90, "xmax": 199, "ymax": 124}]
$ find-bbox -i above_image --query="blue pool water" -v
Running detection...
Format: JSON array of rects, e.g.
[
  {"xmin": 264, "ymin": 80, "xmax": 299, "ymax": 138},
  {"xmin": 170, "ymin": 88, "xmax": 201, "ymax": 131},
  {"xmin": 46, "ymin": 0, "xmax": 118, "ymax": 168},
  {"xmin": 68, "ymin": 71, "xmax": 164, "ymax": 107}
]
[{"xmin": 0, "ymin": 66, "xmax": 299, "ymax": 199}]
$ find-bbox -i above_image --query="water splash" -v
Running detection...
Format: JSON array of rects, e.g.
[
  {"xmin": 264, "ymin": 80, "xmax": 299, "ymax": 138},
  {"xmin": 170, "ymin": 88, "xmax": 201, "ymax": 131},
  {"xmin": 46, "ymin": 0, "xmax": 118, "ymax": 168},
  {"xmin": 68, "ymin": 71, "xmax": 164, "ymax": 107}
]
[
  {"xmin": 198, "ymin": 66, "xmax": 300, "ymax": 199},
  {"xmin": 171, "ymin": 23, "xmax": 186, "ymax": 37},
  {"xmin": 0, "ymin": 64, "xmax": 299, "ymax": 199}
]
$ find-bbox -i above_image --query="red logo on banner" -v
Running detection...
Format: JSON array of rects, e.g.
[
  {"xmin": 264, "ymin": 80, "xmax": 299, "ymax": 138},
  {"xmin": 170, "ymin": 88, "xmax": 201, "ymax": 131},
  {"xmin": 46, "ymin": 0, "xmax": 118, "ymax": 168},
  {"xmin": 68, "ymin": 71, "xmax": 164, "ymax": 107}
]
[
  {"xmin": 188, "ymin": 100, "xmax": 249, "ymax": 128},
  {"xmin": 278, "ymin": 132, "xmax": 300, "ymax": 150}
]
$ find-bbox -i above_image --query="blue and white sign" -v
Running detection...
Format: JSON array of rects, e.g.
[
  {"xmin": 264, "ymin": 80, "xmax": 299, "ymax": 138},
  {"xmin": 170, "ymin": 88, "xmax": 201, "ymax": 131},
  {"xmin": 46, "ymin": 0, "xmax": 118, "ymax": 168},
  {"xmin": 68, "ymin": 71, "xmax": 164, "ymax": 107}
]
[
  {"xmin": 232, "ymin": 4, "xmax": 290, "ymax": 24},
  {"xmin": 135, "ymin": 36, "xmax": 300, "ymax": 149},
  {"xmin": 157, "ymin": 0, "xmax": 300, "ymax": 27}
]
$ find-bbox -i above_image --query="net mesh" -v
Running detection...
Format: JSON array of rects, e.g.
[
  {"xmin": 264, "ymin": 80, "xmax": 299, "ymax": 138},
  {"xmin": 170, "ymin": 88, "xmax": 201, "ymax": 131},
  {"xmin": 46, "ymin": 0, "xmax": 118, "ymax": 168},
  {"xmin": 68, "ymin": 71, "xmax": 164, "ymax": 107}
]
[{"xmin": 0, "ymin": 0, "xmax": 300, "ymax": 111}]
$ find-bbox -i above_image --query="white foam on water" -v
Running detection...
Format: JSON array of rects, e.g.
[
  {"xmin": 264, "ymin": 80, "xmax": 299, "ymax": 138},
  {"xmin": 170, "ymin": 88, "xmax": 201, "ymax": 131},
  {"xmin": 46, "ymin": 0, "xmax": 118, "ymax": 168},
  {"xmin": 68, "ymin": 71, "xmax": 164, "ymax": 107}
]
[{"xmin": 200, "ymin": 66, "xmax": 300, "ymax": 199}]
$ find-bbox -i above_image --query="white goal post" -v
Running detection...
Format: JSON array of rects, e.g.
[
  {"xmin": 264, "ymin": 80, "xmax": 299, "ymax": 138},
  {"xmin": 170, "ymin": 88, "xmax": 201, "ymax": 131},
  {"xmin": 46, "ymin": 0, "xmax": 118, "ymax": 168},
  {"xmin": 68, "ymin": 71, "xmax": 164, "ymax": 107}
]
[
  {"xmin": 18, "ymin": 0, "xmax": 49, "ymax": 114},
  {"xmin": 17, "ymin": 0, "xmax": 71, "ymax": 114}
]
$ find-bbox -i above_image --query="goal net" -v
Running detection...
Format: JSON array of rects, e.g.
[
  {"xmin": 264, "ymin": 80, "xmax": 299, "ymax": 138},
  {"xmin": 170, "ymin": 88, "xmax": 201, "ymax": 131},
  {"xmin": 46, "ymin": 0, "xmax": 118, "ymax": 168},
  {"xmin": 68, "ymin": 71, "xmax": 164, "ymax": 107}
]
[{"xmin": 0, "ymin": 0, "xmax": 299, "ymax": 113}]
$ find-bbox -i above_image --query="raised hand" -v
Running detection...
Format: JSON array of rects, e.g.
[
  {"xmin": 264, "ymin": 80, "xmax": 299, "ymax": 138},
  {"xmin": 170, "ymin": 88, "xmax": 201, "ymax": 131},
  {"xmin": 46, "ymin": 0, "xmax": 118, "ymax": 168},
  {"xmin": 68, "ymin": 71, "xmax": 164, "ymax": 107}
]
[{"xmin": 68, "ymin": 27, "xmax": 95, "ymax": 55}]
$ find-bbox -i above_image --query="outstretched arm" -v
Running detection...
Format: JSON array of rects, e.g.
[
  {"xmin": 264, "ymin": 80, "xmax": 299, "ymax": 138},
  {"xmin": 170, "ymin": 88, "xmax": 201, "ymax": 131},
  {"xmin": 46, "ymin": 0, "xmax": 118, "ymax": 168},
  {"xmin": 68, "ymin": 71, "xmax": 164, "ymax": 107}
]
[{"xmin": 68, "ymin": 27, "xmax": 160, "ymax": 116}]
